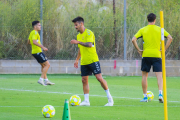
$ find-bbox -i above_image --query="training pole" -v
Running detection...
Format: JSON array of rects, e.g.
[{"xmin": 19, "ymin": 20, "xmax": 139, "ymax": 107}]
[{"xmin": 160, "ymin": 11, "xmax": 168, "ymax": 120}]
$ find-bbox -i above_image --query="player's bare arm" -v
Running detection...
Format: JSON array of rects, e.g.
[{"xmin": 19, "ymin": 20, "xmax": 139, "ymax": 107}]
[
  {"xmin": 33, "ymin": 40, "xmax": 48, "ymax": 51},
  {"xmin": 79, "ymin": 42, "xmax": 92, "ymax": 47},
  {"xmin": 70, "ymin": 39, "xmax": 92, "ymax": 47},
  {"xmin": 74, "ymin": 49, "xmax": 81, "ymax": 68},
  {"xmin": 132, "ymin": 36, "xmax": 143, "ymax": 56},
  {"xmin": 27, "ymin": 39, "xmax": 31, "ymax": 45},
  {"xmin": 165, "ymin": 35, "xmax": 173, "ymax": 51}
]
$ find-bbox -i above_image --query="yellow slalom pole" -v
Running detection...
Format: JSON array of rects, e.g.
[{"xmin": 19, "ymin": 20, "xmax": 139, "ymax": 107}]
[{"xmin": 160, "ymin": 11, "xmax": 168, "ymax": 120}]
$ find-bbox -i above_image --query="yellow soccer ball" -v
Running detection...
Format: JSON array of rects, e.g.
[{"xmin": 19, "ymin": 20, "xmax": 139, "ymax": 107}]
[
  {"xmin": 143, "ymin": 91, "xmax": 154, "ymax": 101},
  {"xmin": 42, "ymin": 105, "xmax": 55, "ymax": 118},
  {"xmin": 69, "ymin": 95, "xmax": 81, "ymax": 106}
]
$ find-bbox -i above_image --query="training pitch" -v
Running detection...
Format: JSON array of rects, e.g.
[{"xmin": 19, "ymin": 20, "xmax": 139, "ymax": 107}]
[{"xmin": 0, "ymin": 74, "xmax": 179, "ymax": 120}]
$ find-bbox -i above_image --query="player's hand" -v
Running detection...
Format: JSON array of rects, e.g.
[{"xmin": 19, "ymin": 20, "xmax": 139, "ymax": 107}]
[
  {"xmin": 70, "ymin": 39, "xmax": 79, "ymax": 44},
  {"xmin": 138, "ymin": 50, "xmax": 143, "ymax": 56},
  {"xmin": 74, "ymin": 61, "xmax": 78, "ymax": 68},
  {"xmin": 42, "ymin": 47, "xmax": 48, "ymax": 51}
]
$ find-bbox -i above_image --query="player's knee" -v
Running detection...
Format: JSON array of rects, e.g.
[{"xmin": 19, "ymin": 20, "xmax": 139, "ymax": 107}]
[
  {"xmin": 45, "ymin": 62, "xmax": 50, "ymax": 68},
  {"xmin": 47, "ymin": 63, "xmax": 50, "ymax": 67},
  {"xmin": 96, "ymin": 76, "xmax": 103, "ymax": 82},
  {"xmin": 82, "ymin": 78, "xmax": 88, "ymax": 84}
]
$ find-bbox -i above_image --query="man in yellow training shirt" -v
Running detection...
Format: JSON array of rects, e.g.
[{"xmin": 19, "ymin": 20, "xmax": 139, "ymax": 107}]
[
  {"xmin": 28, "ymin": 21, "xmax": 54, "ymax": 86},
  {"xmin": 132, "ymin": 13, "xmax": 172, "ymax": 103},
  {"xmin": 70, "ymin": 17, "xmax": 114, "ymax": 106}
]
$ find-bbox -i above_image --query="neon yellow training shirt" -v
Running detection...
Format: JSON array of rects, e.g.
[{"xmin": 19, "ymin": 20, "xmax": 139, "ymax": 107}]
[
  {"xmin": 135, "ymin": 25, "xmax": 169, "ymax": 58},
  {"xmin": 77, "ymin": 29, "xmax": 99, "ymax": 65},
  {"xmin": 28, "ymin": 30, "xmax": 42, "ymax": 54}
]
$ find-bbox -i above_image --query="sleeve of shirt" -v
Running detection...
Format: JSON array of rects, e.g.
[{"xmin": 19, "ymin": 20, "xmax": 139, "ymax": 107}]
[
  {"xmin": 77, "ymin": 36, "xmax": 80, "ymax": 48},
  {"xmin": 32, "ymin": 33, "xmax": 37, "ymax": 41},
  {"xmin": 134, "ymin": 29, "xmax": 143, "ymax": 39},
  {"xmin": 86, "ymin": 31, "xmax": 94, "ymax": 43},
  {"xmin": 164, "ymin": 29, "xmax": 170, "ymax": 37}
]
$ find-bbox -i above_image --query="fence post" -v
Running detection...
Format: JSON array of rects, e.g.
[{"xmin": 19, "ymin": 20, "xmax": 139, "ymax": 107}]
[
  {"xmin": 40, "ymin": 0, "xmax": 43, "ymax": 46},
  {"xmin": 124, "ymin": 0, "xmax": 127, "ymax": 60},
  {"xmin": 113, "ymin": 0, "xmax": 118, "ymax": 57}
]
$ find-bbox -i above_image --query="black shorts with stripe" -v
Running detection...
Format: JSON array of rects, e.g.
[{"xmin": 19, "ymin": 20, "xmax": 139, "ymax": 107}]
[
  {"xmin": 81, "ymin": 61, "xmax": 101, "ymax": 76},
  {"xmin": 141, "ymin": 57, "xmax": 162, "ymax": 72},
  {"xmin": 32, "ymin": 52, "xmax": 48, "ymax": 63}
]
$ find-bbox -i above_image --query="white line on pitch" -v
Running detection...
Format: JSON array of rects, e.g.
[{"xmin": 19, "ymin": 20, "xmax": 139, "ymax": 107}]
[
  {"xmin": 0, "ymin": 88, "xmax": 179, "ymax": 103},
  {"xmin": 0, "ymin": 105, "xmax": 179, "ymax": 108}
]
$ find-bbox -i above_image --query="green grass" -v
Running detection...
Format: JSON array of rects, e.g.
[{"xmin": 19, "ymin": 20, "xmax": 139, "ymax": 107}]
[{"xmin": 0, "ymin": 74, "xmax": 179, "ymax": 120}]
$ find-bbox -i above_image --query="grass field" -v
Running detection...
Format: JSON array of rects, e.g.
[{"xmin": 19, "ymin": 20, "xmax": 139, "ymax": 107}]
[{"xmin": 0, "ymin": 74, "xmax": 179, "ymax": 120}]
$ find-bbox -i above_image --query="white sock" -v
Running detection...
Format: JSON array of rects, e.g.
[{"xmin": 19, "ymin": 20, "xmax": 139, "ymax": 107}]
[
  {"xmin": 44, "ymin": 78, "xmax": 48, "ymax": 81},
  {"xmin": 143, "ymin": 94, "xmax": 147, "ymax": 98},
  {"xmin": 40, "ymin": 77, "xmax": 43, "ymax": 81},
  {"xmin": 105, "ymin": 89, "xmax": 112, "ymax": 99},
  {"xmin": 159, "ymin": 90, "xmax": 163, "ymax": 95},
  {"xmin": 84, "ymin": 94, "xmax": 89, "ymax": 102}
]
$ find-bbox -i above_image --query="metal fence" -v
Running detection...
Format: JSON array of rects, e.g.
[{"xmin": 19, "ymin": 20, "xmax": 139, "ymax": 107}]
[{"xmin": 0, "ymin": 0, "xmax": 180, "ymax": 60}]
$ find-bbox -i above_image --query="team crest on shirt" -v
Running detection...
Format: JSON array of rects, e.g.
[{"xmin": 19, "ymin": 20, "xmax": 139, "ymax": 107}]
[{"xmin": 82, "ymin": 36, "xmax": 84, "ymax": 40}]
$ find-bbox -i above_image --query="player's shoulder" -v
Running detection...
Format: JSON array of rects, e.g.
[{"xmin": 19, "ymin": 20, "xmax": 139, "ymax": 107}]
[
  {"xmin": 151, "ymin": 25, "xmax": 161, "ymax": 29},
  {"xmin": 86, "ymin": 29, "xmax": 94, "ymax": 36},
  {"xmin": 140, "ymin": 26, "xmax": 147, "ymax": 30},
  {"xmin": 30, "ymin": 30, "xmax": 38, "ymax": 35}
]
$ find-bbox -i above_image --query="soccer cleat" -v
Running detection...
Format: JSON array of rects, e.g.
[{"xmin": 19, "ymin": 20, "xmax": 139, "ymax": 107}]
[
  {"xmin": 159, "ymin": 94, "xmax": 164, "ymax": 103},
  {"xmin": 140, "ymin": 97, "xmax": 148, "ymax": 102},
  {"xmin": 38, "ymin": 79, "xmax": 47, "ymax": 86},
  {"xmin": 104, "ymin": 97, "xmax": 114, "ymax": 106},
  {"xmin": 44, "ymin": 80, "xmax": 55, "ymax": 85},
  {"xmin": 79, "ymin": 101, "xmax": 90, "ymax": 106}
]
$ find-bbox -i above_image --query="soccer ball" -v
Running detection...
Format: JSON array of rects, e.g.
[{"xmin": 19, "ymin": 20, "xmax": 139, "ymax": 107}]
[
  {"xmin": 42, "ymin": 105, "xmax": 55, "ymax": 118},
  {"xmin": 144, "ymin": 91, "xmax": 154, "ymax": 101},
  {"xmin": 69, "ymin": 95, "xmax": 81, "ymax": 106}
]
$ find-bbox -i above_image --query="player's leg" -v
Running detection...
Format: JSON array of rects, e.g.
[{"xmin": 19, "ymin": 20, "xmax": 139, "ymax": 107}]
[
  {"xmin": 82, "ymin": 76, "xmax": 89, "ymax": 94},
  {"xmin": 79, "ymin": 65, "xmax": 91, "ymax": 106},
  {"xmin": 38, "ymin": 52, "xmax": 54, "ymax": 85},
  {"xmin": 90, "ymin": 61, "xmax": 113, "ymax": 106},
  {"xmin": 153, "ymin": 58, "xmax": 163, "ymax": 103},
  {"xmin": 95, "ymin": 73, "xmax": 108, "ymax": 90},
  {"xmin": 41, "ymin": 61, "xmax": 55, "ymax": 85},
  {"xmin": 80, "ymin": 76, "xmax": 90, "ymax": 106},
  {"xmin": 32, "ymin": 53, "xmax": 47, "ymax": 86},
  {"xmin": 40, "ymin": 61, "xmax": 50, "ymax": 79},
  {"xmin": 40, "ymin": 63, "xmax": 53, "ymax": 85},
  {"xmin": 95, "ymin": 73, "xmax": 114, "ymax": 106},
  {"xmin": 37, "ymin": 63, "xmax": 46, "ymax": 86},
  {"xmin": 40, "ymin": 63, "xmax": 47, "ymax": 79},
  {"xmin": 140, "ymin": 71, "xmax": 148, "ymax": 102},
  {"xmin": 37, "ymin": 61, "xmax": 50, "ymax": 86},
  {"xmin": 155, "ymin": 72, "xmax": 163, "ymax": 103},
  {"xmin": 140, "ymin": 57, "xmax": 151, "ymax": 102}
]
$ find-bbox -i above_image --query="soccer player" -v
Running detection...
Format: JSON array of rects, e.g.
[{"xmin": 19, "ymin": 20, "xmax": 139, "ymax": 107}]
[
  {"xmin": 28, "ymin": 21, "xmax": 55, "ymax": 86},
  {"xmin": 132, "ymin": 13, "xmax": 173, "ymax": 103},
  {"xmin": 70, "ymin": 17, "xmax": 114, "ymax": 106}
]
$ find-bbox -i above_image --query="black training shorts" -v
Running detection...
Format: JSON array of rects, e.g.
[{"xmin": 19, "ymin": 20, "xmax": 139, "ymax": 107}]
[
  {"xmin": 141, "ymin": 57, "xmax": 162, "ymax": 72},
  {"xmin": 81, "ymin": 61, "xmax": 101, "ymax": 76},
  {"xmin": 32, "ymin": 52, "xmax": 48, "ymax": 63}
]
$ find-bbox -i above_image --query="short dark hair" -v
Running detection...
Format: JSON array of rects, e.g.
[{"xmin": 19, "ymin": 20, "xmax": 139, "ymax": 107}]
[
  {"xmin": 32, "ymin": 21, "xmax": 40, "ymax": 27},
  {"xmin": 147, "ymin": 13, "xmax": 156, "ymax": 22},
  {"xmin": 72, "ymin": 16, "xmax": 84, "ymax": 23}
]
